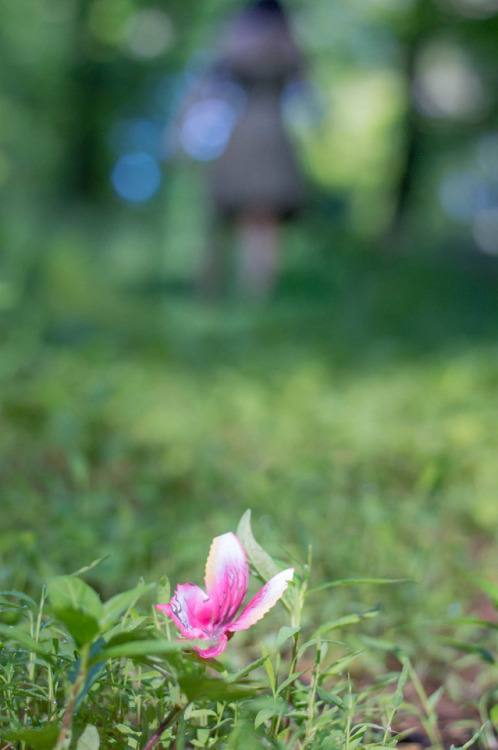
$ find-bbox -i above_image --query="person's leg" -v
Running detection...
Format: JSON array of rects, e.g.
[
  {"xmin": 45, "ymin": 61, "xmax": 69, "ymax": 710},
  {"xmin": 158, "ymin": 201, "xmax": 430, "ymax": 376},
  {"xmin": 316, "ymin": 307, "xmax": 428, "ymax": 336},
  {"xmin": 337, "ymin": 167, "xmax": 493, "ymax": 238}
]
[{"xmin": 237, "ymin": 212, "xmax": 279, "ymax": 299}]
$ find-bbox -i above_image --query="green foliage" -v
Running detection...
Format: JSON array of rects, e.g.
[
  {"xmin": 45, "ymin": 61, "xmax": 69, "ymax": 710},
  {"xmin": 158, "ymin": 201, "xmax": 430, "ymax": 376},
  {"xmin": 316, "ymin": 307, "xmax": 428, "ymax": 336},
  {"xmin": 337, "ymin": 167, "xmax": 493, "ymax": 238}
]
[
  {"xmin": 0, "ymin": 514, "xmax": 495, "ymax": 749},
  {"xmin": 1, "ymin": 0, "xmax": 498, "ymax": 744}
]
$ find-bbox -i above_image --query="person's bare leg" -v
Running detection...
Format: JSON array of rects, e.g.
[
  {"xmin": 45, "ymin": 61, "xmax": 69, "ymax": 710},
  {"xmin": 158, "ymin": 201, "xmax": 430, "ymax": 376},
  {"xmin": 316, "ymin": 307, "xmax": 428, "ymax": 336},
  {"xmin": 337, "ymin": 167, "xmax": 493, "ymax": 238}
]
[{"xmin": 237, "ymin": 212, "xmax": 279, "ymax": 300}]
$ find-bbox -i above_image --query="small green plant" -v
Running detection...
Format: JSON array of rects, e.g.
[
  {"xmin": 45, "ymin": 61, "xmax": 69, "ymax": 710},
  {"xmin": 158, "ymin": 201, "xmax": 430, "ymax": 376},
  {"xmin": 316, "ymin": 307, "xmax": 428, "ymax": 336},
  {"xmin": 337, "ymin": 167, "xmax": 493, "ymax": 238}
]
[{"xmin": 0, "ymin": 511, "xmax": 493, "ymax": 750}]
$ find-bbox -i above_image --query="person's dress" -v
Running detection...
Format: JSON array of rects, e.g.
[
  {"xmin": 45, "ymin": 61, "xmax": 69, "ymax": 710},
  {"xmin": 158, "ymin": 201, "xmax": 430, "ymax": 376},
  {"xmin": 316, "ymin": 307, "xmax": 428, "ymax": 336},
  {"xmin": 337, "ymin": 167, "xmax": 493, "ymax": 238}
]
[{"xmin": 209, "ymin": 5, "xmax": 306, "ymax": 220}]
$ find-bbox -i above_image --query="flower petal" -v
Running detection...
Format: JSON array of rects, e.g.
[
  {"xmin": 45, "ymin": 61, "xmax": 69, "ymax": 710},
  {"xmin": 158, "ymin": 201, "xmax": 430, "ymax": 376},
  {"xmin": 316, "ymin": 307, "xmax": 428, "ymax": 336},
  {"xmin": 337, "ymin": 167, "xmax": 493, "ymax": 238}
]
[
  {"xmin": 229, "ymin": 568, "xmax": 294, "ymax": 632},
  {"xmin": 156, "ymin": 583, "xmax": 213, "ymax": 639},
  {"xmin": 195, "ymin": 633, "xmax": 228, "ymax": 659},
  {"xmin": 204, "ymin": 532, "xmax": 249, "ymax": 627}
]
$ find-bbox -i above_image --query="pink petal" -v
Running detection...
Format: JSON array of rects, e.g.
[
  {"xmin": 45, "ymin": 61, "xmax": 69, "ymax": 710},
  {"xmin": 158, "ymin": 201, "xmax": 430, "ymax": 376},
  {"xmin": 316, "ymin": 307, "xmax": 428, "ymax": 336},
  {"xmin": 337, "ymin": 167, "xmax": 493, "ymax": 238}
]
[
  {"xmin": 195, "ymin": 633, "xmax": 228, "ymax": 659},
  {"xmin": 156, "ymin": 583, "xmax": 214, "ymax": 639},
  {"xmin": 204, "ymin": 532, "xmax": 249, "ymax": 627},
  {"xmin": 229, "ymin": 568, "xmax": 294, "ymax": 632}
]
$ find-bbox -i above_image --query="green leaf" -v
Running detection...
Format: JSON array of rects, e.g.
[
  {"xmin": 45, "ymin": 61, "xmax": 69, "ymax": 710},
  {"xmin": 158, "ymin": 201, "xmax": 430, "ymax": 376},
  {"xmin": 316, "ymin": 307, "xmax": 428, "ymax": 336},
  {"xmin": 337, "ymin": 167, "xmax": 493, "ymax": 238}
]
[
  {"xmin": 276, "ymin": 666, "xmax": 312, "ymax": 695},
  {"xmin": 427, "ymin": 685, "xmax": 444, "ymax": 711},
  {"xmin": 307, "ymin": 578, "xmax": 411, "ymax": 596},
  {"xmin": 316, "ymin": 687, "xmax": 346, "ymax": 710},
  {"xmin": 99, "ymin": 580, "xmax": 154, "ymax": 630},
  {"xmin": 179, "ymin": 674, "xmax": 255, "ymax": 702},
  {"xmin": 262, "ymin": 646, "xmax": 276, "ymax": 694},
  {"xmin": 96, "ymin": 638, "xmax": 184, "ymax": 662},
  {"xmin": 392, "ymin": 660, "xmax": 409, "ymax": 710},
  {"xmin": 156, "ymin": 575, "xmax": 171, "ymax": 606},
  {"xmin": 446, "ymin": 616, "xmax": 498, "ymax": 631},
  {"xmin": 2, "ymin": 725, "xmax": 60, "ymax": 750},
  {"xmin": 69, "ymin": 638, "xmax": 107, "ymax": 709},
  {"xmin": 72, "ymin": 556, "xmax": 110, "ymax": 577},
  {"xmin": 0, "ymin": 623, "xmax": 54, "ymax": 662},
  {"xmin": 237, "ymin": 509, "xmax": 291, "ymax": 612},
  {"xmin": 440, "ymin": 637, "xmax": 495, "ymax": 664},
  {"xmin": 226, "ymin": 655, "xmax": 268, "ymax": 683},
  {"xmin": 451, "ymin": 724, "xmax": 488, "ymax": 750},
  {"xmin": 254, "ymin": 708, "xmax": 275, "ymax": 728},
  {"xmin": 297, "ymin": 637, "xmax": 343, "ymax": 656},
  {"xmin": 276, "ymin": 625, "xmax": 300, "ymax": 647},
  {"xmin": 312, "ymin": 608, "xmax": 379, "ymax": 638},
  {"xmin": 76, "ymin": 724, "xmax": 100, "ymax": 750},
  {"xmin": 326, "ymin": 649, "xmax": 365, "ymax": 675},
  {"xmin": 237, "ymin": 510, "xmax": 280, "ymax": 581},
  {"xmin": 477, "ymin": 579, "xmax": 498, "ymax": 608},
  {"xmin": 490, "ymin": 703, "xmax": 498, "ymax": 728},
  {"xmin": 46, "ymin": 575, "xmax": 103, "ymax": 646},
  {"xmin": 0, "ymin": 590, "xmax": 38, "ymax": 608},
  {"xmin": 55, "ymin": 609, "xmax": 100, "ymax": 647},
  {"xmin": 46, "ymin": 576, "xmax": 103, "ymax": 619}
]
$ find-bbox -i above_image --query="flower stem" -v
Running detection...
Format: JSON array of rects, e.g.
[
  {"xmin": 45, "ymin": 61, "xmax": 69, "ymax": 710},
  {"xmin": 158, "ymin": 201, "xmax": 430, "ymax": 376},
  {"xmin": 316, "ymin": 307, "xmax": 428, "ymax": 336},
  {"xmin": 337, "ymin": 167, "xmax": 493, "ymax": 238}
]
[
  {"xmin": 54, "ymin": 644, "xmax": 89, "ymax": 750},
  {"xmin": 142, "ymin": 705, "xmax": 185, "ymax": 750}
]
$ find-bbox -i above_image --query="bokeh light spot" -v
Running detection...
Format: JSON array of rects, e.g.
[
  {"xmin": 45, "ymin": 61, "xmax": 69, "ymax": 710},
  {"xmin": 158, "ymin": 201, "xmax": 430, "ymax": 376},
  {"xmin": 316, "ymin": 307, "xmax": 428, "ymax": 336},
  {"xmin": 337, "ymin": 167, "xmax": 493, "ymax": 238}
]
[
  {"xmin": 111, "ymin": 152, "xmax": 161, "ymax": 202},
  {"xmin": 439, "ymin": 170, "xmax": 489, "ymax": 223},
  {"xmin": 473, "ymin": 209, "xmax": 498, "ymax": 254},
  {"xmin": 111, "ymin": 118, "xmax": 162, "ymax": 157},
  {"xmin": 180, "ymin": 99, "xmax": 238, "ymax": 161},
  {"xmin": 124, "ymin": 9, "xmax": 173, "ymax": 60},
  {"xmin": 88, "ymin": 0, "xmax": 133, "ymax": 45},
  {"xmin": 413, "ymin": 42, "xmax": 486, "ymax": 121}
]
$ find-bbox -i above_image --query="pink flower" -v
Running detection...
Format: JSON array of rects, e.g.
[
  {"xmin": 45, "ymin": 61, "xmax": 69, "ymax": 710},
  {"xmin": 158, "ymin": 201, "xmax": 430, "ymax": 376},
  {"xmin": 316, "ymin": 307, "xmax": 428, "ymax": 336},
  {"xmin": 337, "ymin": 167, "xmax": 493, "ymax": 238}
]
[{"xmin": 156, "ymin": 532, "xmax": 294, "ymax": 658}]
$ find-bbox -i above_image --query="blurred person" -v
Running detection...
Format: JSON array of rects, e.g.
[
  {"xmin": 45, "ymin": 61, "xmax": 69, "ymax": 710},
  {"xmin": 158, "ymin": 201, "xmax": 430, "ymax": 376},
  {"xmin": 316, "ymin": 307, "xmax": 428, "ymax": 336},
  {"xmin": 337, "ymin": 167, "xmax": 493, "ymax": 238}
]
[{"xmin": 199, "ymin": 0, "xmax": 306, "ymax": 299}]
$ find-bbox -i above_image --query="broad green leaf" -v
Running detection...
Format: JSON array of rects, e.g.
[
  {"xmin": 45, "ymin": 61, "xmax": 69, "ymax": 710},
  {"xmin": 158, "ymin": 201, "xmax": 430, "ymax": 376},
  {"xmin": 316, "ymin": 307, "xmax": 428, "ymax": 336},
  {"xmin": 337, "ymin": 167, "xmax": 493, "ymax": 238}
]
[
  {"xmin": 254, "ymin": 708, "xmax": 275, "ymax": 728},
  {"xmin": 237, "ymin": 510, "xmax": 291, "ymax": 611},
  {"xmin": 100, "ymin": 580, "xmax": 154, "ymax": 630},
  {"xmin": 102, "ymin": 616, "xmax": 148, "ymax": 643},
  {"xmin": 54, "ymin": 609, "xmax": 100, "ymax": 647},
  {"xmin": 276, "ymin": 625, "xmax": 300, "ymax": 647},
  {"xmin": 179, "ymin": 674, "xmax": 255, "ymax": 702},
  {"xmin": 76, "ymin": 724, "xmax": 100, "ymax": 750},
  {"xmin": 0, "ymin": 623, "xmax": 54, "ymax": 662},
  {"xmin": 312, "ymin": 608, "xmax": 379, "ymax": 638},
  {"xmin": 237, "ymin": 510, "xmax": 279, "ymax": 582},
  {"xmin": 96, "ymin": 638, "xmax": 184, "ymax": 661},
  {"xmin": 98, "ymin": 627, "xmax": 168, "ymax": 654},
  {"xmin": 2, "ymin": 725, "xmax": 60, "ymax": 750},
  {"xmin": 46, "ymin": 576, "xmax": 103, "ymax": 646},
  {"xmin": 307, "ymin": 578, "xmax": 411, "ymax": 596},
  {"xmin": 46, "ymin": 576, "xmax": 103, "ymax": 620}
]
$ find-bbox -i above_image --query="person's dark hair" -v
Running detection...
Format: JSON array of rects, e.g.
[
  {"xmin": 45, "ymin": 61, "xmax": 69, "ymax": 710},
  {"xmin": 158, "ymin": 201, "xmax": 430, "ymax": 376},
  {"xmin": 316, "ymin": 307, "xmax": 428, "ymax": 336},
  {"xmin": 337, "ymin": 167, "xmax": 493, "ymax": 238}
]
[{"xmin": 246, "ymin": 0, "xmax": 287, "ymax": 22}]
